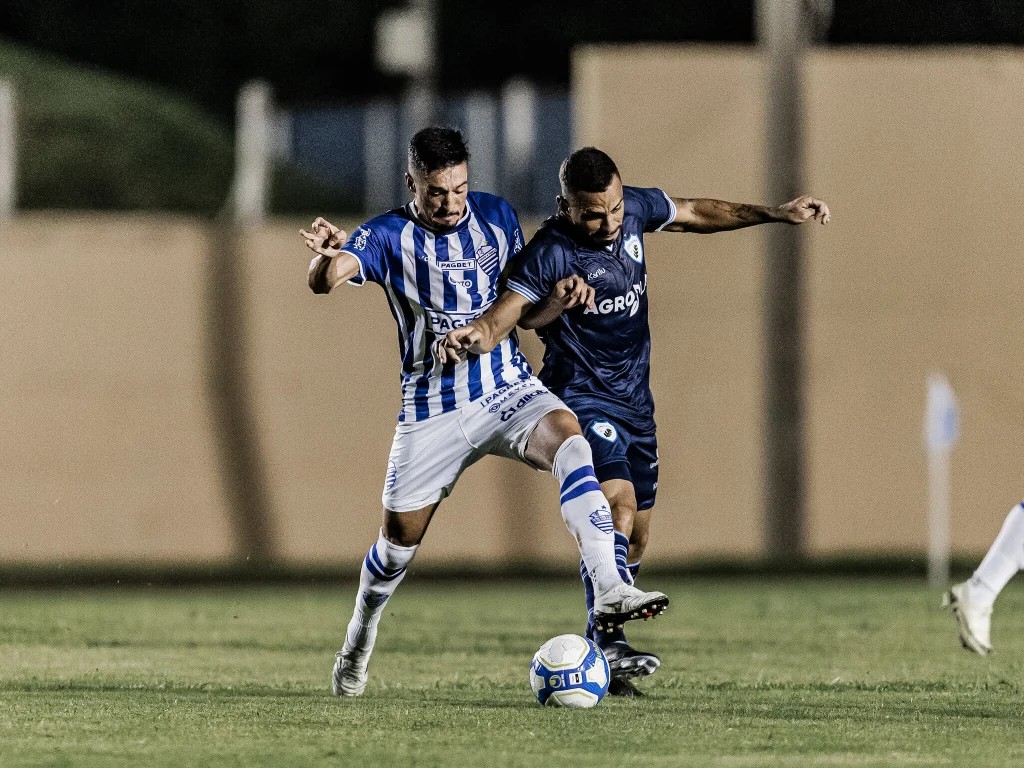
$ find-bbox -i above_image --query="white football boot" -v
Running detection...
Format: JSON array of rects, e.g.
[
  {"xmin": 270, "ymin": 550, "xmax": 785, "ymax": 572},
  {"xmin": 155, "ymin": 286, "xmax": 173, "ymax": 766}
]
[
  {"xmin": 331, "ymin": 644, "xmax": 370, "ymax": 697},
  {"xmin": 593, "ymin": 583, "xmax": 669, "ymax": 635},
  {"xmin": 944, "ymin": 582, "xmax": 993, "ymax": 656}
]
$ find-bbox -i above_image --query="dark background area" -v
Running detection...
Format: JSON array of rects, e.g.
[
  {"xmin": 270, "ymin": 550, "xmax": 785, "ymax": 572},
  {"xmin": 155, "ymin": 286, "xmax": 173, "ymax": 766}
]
[{"xmin": 1, "ymin": 0, "xmax": 1021, "ymax": 118}]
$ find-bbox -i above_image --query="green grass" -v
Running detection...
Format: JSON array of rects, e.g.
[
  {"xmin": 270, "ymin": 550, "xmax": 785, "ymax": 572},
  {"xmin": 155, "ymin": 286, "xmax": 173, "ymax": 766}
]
[{"xmin": 3, "ymin": 578, "xmax": 1024, "ymax": 767}]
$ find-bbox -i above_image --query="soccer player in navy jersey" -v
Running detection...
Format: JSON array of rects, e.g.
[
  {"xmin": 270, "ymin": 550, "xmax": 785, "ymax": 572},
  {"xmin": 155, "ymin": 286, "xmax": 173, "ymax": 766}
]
[
  {"xmin": 437, "ymin": 146, "xmax": 829, "ymax": 695},
  {"xmin": 300, "ymin": 129, "xmax": 668, "ymax": 697}
]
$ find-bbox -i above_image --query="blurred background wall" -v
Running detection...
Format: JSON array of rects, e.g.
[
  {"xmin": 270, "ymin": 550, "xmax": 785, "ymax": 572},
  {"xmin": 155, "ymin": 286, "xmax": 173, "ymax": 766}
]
[{"xmin": 2, "ymin": 3, "xmax": 1023, "ymax": 571}]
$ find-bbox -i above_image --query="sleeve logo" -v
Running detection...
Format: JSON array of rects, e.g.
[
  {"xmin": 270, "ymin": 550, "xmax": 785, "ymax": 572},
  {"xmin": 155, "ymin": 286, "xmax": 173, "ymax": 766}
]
[{"xmin": 352, "ymin": 227, "xmax": 372, "ymax": 251}]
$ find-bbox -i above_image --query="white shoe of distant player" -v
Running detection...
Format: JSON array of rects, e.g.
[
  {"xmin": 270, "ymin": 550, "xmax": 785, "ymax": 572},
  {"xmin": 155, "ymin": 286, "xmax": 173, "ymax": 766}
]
[
  {"xmin": 593, "ymin": 583, "xmax": 669, "ymax": 635},
  {"xmin": 943, "ymin": 582, "xmax": 993, "ymax": 656},
  {"xmin": 332, "ymin": 644, "xmax": 370, "ymax": 697}
]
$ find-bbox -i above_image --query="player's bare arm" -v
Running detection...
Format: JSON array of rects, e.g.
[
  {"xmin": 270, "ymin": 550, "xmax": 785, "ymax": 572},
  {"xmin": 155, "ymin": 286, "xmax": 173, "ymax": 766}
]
[
  {"xmin": 518, "ymin": 275, "xmax": 596, "ymax": 330},
  {"xmin": 434, "ymin": 290, "xmax": 536, "ymax": 364},
  {"xmin": 664, "ymin": 194, "xmax": 831, "ymax": 234},
  {"xmin": 299, "ymin": 217, "xmax": 361, "ymax": 293}
]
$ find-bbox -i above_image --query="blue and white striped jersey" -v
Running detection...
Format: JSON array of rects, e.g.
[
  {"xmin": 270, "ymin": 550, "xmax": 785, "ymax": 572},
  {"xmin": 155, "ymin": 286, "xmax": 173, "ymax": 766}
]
[{"xmin": 342, "ymin": 191, "xmax": 532, "ymax": 422}]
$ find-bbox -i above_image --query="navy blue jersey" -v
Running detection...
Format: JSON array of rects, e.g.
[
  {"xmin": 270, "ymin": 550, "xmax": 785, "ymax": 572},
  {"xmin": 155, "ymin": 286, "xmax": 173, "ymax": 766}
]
[{"xmin": 505, "ymin": 186, "xmax": 675, "ymax": 421}]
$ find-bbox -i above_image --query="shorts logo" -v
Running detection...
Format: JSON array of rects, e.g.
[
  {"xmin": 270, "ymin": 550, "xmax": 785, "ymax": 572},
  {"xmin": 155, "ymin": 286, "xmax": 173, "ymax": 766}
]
[
  {"xmin": 623, "ymin": 233, "xmax": 643, "ymax": 263},
  {"xmin": 483, "ymin": 380, "xmax": 531, "ymax": 413},
  {"xmin": 385, "ymin": 460, "xmax": 398, "ymax": 491},
  {"xmin": 591, "ymin": 422, "xmax": 618, "ymax": 442},
  {"xmin": 589, "ymin": 505, "xmax": 614, "ymax": 533},
  {"xmin": 500, "ymin": 389, "xmax": 544, "ymax": 421}
]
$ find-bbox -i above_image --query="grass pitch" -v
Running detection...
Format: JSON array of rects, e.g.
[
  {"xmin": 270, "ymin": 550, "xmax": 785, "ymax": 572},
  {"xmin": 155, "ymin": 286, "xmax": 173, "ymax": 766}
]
[{"xmin": 3, "ymin": 577, "xmax": 1023, "ymax": 767}]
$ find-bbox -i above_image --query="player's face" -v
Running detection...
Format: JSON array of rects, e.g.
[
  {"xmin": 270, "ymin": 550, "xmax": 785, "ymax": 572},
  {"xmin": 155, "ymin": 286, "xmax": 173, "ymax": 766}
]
[
  {"xmin": 407, "ymin": 162, "xmax": 469, "ymax": 231},
  {"xmin": 561, "ymin": 176, "xmax": 625, "ymax": 247}
]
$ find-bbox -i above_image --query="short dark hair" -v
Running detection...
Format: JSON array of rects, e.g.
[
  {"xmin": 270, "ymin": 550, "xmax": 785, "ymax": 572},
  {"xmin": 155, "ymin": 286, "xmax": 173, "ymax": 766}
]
[
  {"xmin": 408, "ymin": 126, "xmax": 470, "ymax": 174},
  {"xmin": 559, "ymin": 147, "xmax": 620, "ymax": 195}
]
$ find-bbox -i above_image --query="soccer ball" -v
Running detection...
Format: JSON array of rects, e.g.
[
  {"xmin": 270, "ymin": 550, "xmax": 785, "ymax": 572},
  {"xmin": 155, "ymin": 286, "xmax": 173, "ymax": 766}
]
[{"xmin": 529, "ymin": 634, "xmax": 610, "ymax": 708}]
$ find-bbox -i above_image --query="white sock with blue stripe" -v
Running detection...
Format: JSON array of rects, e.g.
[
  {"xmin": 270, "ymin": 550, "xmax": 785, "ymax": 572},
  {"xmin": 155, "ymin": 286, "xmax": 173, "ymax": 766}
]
[
  {"xmin": 344, "ymin": 529, "xmax": 417, "ymax": 653},
  {"xmin": 553, "ymin": 435, "xmax": 621, "ymax": 595}
]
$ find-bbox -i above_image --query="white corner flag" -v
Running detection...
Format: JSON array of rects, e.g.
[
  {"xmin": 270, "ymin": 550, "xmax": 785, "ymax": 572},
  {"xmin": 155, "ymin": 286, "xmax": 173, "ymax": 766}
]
[{"xmin": 924, "ymin": 374, "xmax": 959, "ymax": 587}]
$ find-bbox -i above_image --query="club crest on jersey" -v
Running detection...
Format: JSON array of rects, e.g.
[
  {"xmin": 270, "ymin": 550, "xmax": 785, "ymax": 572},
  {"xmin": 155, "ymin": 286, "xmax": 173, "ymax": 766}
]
[
  {"xmin": 475, "ymin": 244, "xmax": 500, "ymax": 275},
  {"xmin": 623, "ymin": 233, "xmax": 643, "ymax": 263},
  {"xmin": 591, "ymin": 422, "xmax": 618, "ymax": 442}
]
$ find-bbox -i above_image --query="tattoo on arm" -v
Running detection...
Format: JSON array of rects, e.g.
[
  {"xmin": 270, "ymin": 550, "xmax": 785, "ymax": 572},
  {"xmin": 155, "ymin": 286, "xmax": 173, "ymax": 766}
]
[{"xmin": 668, "ymin": 198, "xmax": 776, "ymax": 233}]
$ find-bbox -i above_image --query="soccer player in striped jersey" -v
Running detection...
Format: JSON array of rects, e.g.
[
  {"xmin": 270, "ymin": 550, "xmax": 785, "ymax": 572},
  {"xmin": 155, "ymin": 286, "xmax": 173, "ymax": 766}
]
[
  {"xmin": 946, "ymin": 500, "xmax": 1024, "ymax": 655},
  {"xmin": 300, "ymin": 128, "xmax": 669, "ymax": 697},
  {"xmin": 438, "ymin": 146, "xmax": 829, "ymax": 695}
]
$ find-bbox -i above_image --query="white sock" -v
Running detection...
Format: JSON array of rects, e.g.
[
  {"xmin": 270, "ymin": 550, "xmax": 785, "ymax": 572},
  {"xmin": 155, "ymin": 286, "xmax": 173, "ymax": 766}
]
[
  {"xmin": 969, "ymin": 502, "xmax": 1024, "ymax": 607},
  {"xmin": 344, "ymin": 529, "xmax": 417, "ymax": 653},
  {"xmin": 553, "ymin": 435, "xmax": 621, "ymax": 595}
]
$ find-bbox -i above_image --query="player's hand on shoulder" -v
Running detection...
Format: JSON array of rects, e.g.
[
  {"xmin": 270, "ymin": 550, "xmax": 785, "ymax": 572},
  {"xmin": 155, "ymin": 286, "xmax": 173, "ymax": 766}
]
[
  {"xmin": 778, "ymin": 195, "xmax": 830, "ymax": 225},
  {"xmin": 299, "ymin": 217, "xmax": 347, "ymax": 258},
  {"xmin": 551, "ymin": 275, "xmax": 596, "ymax": 311}
]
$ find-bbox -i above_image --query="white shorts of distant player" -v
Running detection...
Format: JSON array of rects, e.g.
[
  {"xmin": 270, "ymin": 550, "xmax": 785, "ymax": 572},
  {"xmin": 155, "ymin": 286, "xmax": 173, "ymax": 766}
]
[{"xmin": 383, "ymin": 377, "xmax": 569, "ymax": 512}]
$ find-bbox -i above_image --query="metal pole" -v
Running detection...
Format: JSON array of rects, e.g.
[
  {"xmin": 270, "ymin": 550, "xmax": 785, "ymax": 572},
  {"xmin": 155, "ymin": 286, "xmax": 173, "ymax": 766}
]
[
  {"xmin": 0, "ymin": 80, "xmax": 16, "ymax": 223},
  {"xmin": 231, "ymin": 80, "xmax": 274, "ymax": 224},
  {"xmin": 756, "ymin": 0, "xmax": 811, "ymax": 559}
]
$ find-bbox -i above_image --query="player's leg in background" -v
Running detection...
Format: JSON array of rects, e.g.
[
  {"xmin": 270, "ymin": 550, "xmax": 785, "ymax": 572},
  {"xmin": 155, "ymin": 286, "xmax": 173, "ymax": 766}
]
[{"xmin": 946, "ymin": 500, "xmax": 1024, "ymax": 655}]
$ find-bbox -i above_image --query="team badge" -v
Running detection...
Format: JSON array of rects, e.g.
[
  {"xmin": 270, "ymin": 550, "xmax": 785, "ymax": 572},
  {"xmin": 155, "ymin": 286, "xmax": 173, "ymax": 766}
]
[
  {"xmin": 623, "ymin": 233, "xmax": 643, "ymax": 263},
  {"xmin": 589, "ymin": 505, "xmax": 614, "ymax": 533},
  {"xmin": 591, "ymin": 422, "xmax": 618, "ymax": 442}
]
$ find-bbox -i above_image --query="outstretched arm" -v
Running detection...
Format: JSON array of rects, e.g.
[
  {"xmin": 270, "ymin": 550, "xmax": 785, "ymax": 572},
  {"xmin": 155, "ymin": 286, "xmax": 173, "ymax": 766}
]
[
  {"xmin": 663, "ymin": 194, "xmax": 830, "ymax": 234},
  {"xmin": 300, "ymin": 217, "xmax": 362, "ymax": 293}
]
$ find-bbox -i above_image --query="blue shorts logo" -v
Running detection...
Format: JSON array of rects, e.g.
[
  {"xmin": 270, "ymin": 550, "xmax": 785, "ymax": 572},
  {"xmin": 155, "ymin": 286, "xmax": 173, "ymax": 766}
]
[{"xmin": 591, "ymin": 422, "xmax": 618, "ymax": 442}]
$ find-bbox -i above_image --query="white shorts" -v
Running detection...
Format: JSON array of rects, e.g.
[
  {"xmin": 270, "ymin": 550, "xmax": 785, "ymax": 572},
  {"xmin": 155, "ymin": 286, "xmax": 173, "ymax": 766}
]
[{"xmin": 381, "ymin": 377, "xmax": 569, "ymax": 513}]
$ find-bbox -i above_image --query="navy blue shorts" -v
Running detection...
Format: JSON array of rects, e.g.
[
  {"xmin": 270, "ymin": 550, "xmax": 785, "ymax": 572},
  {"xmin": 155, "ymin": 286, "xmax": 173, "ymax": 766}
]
[{"xmin": 566, "ymin": 400, "xmax": 659, "ymax": 511}]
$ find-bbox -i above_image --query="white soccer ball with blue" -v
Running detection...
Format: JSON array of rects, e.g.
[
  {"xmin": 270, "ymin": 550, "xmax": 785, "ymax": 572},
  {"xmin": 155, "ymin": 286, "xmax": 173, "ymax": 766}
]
[{"xmin": 529, "ymin": 633, "xmax": 610, "ymax": 708}]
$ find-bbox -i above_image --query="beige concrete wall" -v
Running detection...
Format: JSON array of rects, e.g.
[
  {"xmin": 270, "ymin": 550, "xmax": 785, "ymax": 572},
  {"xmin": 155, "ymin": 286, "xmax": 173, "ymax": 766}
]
[
  {"xmin": 4, "ymin": 46, "xmax": 1023, "ymax": 566},
  {"xmin": 803, "ymin": 48, "xmax": 1024, "ymax": 555},
  {"xmin": 0, "ymin": 215, "xmax": 234, "ymax": 563}
]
